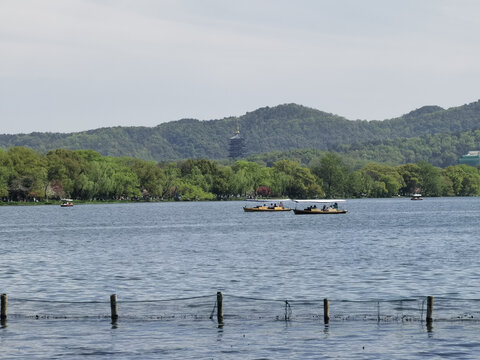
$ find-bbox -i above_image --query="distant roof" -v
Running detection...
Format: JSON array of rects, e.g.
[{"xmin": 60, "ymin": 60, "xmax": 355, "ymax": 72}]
[{"xmin": 463, "ymin": 151, "xmax": 480, "ymax": 156}]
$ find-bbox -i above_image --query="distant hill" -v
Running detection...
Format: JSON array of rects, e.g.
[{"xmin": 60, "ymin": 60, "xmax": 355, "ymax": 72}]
[
  {"xmin": 1, "ymin": 101, "xmax": 480, "ymax": 164},
  {"xmin": 332, "ymin": 129, "xmax": 480, "ymax": 168},
  {"xmin": 247, "ymin": 130, "xmax": 480, "ymax": 169}
]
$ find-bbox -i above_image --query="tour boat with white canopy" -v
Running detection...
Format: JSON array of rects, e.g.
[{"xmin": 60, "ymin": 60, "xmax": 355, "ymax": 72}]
[
  {"xmin": 60, "ymin": 199, "xmax": 74, "ymax": 207},
  {"xmin": 293, "ymin": 199, "xmax": 347, "ymax": 214},
  {"xmin": 243, "ymin": 199, "xmax": 292, "ymax": 212}
]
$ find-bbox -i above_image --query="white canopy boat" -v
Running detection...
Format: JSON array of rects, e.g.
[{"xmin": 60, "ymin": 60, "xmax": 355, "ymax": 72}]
[
  {"xmin": 243, "ymin": 199, "xmax": 292, "ymax": 212},
  {"xmin": 293, "ymin": 199, "xmax": 347, "ymax": 215},
  {"xmin": 60, "ymin": 199, "xmax": 74, "ymax": 207}
]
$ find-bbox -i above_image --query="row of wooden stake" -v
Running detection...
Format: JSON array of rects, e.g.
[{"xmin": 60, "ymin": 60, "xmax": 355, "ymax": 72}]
[{"xmin": 1, "ymin": 293, "xmax": 434, "ymax": 325}]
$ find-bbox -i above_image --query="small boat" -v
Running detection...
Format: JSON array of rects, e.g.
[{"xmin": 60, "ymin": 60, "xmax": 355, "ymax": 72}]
[
  {"xmin": 243, "ymin": 199, "xmax": 292, "ymax": 212},
  {"xmin": 411, "ymin": 194, "xmax": 423, "ymax": 200},
  {"xmin": 60, "ymin": 199, "xmax": 74, "ymax": 207},
  {"xmin": 292, "ymin": 199, "xmax": 347, "ymax": 215}
]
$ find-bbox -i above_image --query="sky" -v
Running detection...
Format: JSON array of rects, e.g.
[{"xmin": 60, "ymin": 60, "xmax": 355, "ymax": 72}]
[{"xmin": 1, "ymin": 0, "xmax": 480, "ymax": 134}]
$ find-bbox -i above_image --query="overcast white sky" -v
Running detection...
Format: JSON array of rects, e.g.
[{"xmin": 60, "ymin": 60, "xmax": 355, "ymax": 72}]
[{"xmin": 1, "ymin": 0, "xmax": 479, "ymax": 134}]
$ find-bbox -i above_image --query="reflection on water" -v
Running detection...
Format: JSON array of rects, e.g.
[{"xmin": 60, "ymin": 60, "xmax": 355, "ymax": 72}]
[
  {"xmin": 4, "ymin": 320, "xmax": 478, "ymax": 359},
  {"xmin": 1, "ymin": 198, "xmax": 480, "ymax": 358}
]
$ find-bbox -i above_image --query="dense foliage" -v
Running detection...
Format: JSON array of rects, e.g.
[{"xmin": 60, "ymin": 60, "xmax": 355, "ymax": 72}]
[
  {"xmin": 1, "ymin": 101, "xmax": 480, "ymax": 165},
  {"xmin": 333, "ymin": 130, "xmax": 480, "ymax": 168},
  {"xmin": 1, "ymin": 147, "xmax": 479, "ymax": 203}
]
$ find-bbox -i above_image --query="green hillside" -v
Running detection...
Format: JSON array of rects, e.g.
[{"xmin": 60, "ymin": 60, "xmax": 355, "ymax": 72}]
[
  {"xmin": 333, "ymin": 130, "xmax": 480, "ymax": 168},
  {"xmin": 246, "ymin": 129, "xmax": 480, "ymax": 169},
  {"xmin": 1, "ymin": 101, "xmax": 480, "ymax": 164}
]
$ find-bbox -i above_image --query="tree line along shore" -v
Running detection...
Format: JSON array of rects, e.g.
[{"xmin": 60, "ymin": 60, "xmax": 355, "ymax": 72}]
[{"xmin": 1, "ymin": 147, "xmax": 479, "ymax": 203}]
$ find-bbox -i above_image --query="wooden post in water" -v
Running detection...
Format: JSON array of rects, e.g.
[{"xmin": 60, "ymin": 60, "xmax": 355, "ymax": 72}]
[
  {"xmin": 323, "ymin": 298, "xmax": 330, "ymax": 324},
  {"xmin": 216, "ymin": 292, "xmax": 224, "ymax": 324},
  {"xmin": 110, "ymin": 294, "xmax": 118, "ymax": 322},
  {"xmin": 1, "ymin": 294, "xmax": 6, "ymax": 321},
  {"xmin": 426, "ymin": 296, "xmax": 433, "ymax": 323}
]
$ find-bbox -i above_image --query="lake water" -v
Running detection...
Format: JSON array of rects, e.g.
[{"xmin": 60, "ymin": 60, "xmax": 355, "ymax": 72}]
[{"xmin": 1, "ymin": 198, "xmax": 480, "ymax": 359}]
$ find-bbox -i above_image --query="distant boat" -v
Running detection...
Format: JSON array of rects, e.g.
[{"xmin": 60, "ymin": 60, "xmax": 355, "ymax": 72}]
[
  {"xmin": 292, "ymin": 199, "xmax": 348, "ymax": 215},
  {"xmin": 411, "ymin": 194, "xmax": 423, "ymax": 200},
  {"xmin": 60, "ymin": 199, "xmax": 74, "ymax": 207},
  {"xmin": 243, "ymin": 199, "xmax": 292, "ymax": 212}
]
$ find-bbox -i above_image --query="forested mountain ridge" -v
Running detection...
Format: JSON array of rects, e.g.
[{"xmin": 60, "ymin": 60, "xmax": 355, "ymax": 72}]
[
  {"xmin": 334, "ymin": 129, "xmax": 480, "ymax": 168},
  {"xmin": 375, "ymin": 101, "xmax": 480, "ymax": 136},
  {"xmin": 1, "ymin": 100, "xmax": 480, "ymax": 162},
  {"xmin": 248, "ymin": 129, "xmax": 480, "ymax": 169}
]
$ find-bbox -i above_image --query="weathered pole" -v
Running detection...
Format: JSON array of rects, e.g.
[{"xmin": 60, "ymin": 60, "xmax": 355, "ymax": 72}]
[
  {"xmin": 110, "ymin": 294, "xmax": 118, "ymax": 322},
  {"xmin": 0, "ymin": 293, "xmax": 6, "ymax": 328},
  {"xmin": 217, "ymin": 292, "xmax": 224, "ymax": 324},
  {"xmin": 0, "ymin": 294, "xmax": 7, "ymax": 326},
  {"xmin": 426, "ymin": 296, "xmax": 434, "ymax": 323},
  {"xmin": 323, "ymin": 298, "xmax": 330, "ymax": 324},
  {"xmin": 1, "ymin": 294, "xmax": 6, "ymax": 320}
]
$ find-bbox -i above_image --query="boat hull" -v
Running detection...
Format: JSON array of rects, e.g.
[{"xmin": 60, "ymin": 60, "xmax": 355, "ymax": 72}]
[
  {"xmin": 293, "ymin": 209, "xmax": 347, "ymax": 215},
  {"xmin": 243, "ymin": 206, "xmax": 291, "ymax": 212}
]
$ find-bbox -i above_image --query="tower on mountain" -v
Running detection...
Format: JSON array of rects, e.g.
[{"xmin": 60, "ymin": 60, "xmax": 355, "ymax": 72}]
[{"xmin": 228, "ymin": 122, "xmax": 245, "ymax": 159}]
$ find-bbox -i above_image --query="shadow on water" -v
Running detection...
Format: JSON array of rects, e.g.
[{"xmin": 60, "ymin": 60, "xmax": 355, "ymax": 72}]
[
  {"xmin": 217, "ymin": 326, "xmax": 224, "ymax": 342},
  {"xmin": 323, "ymin": 324, "xmax": 330, "ymax": 336},
  {"xmin": 426, "ymin": 321, "xmax": 434, "ymax": 335}
]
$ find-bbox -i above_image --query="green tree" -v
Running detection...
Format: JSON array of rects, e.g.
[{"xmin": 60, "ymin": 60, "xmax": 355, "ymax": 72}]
[
  {"xmin": 360, "ymin": 163, "xmax": 405, "ymax": 197},
  {"xmin": 129, "ymin": 159, "xmax": 164, "ymax": 198},
  {"xmin": 159, "ymin": 162, "xmax": 182, "ymax": 199},
  {"xmin": 110, "ymin": 160, "xmax": 141, "ymax": 198},
  {"xmin": 310, "ymin": 153, "xmax": 348, "ymax": 198},
  {"xmin": 7, "ymin": 147, "xmax": 46, "ymax": 200},
  {"xmin": 211, "ymin": 166, "xmax": 234, "ymax": 199},
  {"xmin": 443, "ymin": 165, "xmax": 480, "ymax": 196},
  {"xmin": 175, "ymin": 181, "xmax": 216, "ymax": 201},
  {"xmin": 273, "ymin": 160, "xmax": 323, "ymax": 198},
  {"xmin": 0, "ymin": 149, "xmax": 11, "ymax": 198},
  {"xmin": 417, "ymin": 161, "xmax": 445, "ymax": 196},
  {"xmin": 231, "ymin": 160, "xmax": 271, "ymax": 197},
  {"xmin": 46, "ymin": 149, "xmax": 90, "ymax": 198},
  {"xmin": 345, "ymin": 170, "xmax": 368, "ymax": 197},
  {"xmin": 396, "ymin": 163, "xmax": 421, "ymax": 195}
]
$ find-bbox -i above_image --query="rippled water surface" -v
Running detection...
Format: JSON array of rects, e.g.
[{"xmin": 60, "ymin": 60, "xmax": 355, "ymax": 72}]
[{"xmin": 1, "ymin": 198, "xmax": 480, "ymax": 359}]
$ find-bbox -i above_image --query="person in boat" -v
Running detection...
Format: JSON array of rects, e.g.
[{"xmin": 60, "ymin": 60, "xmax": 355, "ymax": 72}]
[
  {"xmin": 279, "ymin": 202, "xmax": 283, "ymax": 208},
  {"xmin": 322, "ymin": 205, "xmax": 327, "ymax": 211},
  {"xmin": 333, "ymin": 202, "xmax": 338, "ymax": 209}
]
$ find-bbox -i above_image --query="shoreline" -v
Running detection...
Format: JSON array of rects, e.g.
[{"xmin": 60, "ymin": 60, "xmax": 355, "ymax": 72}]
[{"xmin": 1, "ymin": 195, "xmax": 478, "ymax": 207}]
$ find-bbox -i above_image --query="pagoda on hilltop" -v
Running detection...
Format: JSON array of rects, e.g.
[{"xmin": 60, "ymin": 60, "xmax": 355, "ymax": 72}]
[{"xmin": 228, "ymin": 122, "xmax": 245, "ymax": 159}]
